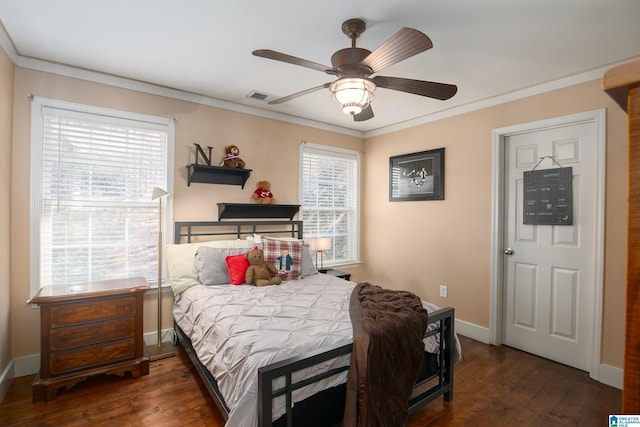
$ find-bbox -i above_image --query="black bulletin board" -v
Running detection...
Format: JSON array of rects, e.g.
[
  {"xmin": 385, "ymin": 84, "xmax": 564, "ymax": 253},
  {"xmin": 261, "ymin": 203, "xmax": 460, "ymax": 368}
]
[{"xmin": 523, "ymin": 167, "xmax": 573, "ymax": 225}]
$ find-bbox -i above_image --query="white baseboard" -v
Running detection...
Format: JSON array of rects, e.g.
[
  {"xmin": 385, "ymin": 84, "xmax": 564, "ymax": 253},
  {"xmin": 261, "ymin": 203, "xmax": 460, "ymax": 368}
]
[
  {"xmin": 14, "ymin": 353, "xmax": 39, "ymax": 377},
  {"xmin": 2, "ymin": 324, "xmax": 624, "ymax": 402},
  {"xmin": 455, "ymin": 318, "xmax": 491, "ymax": 344},
  {"xmin": 454, "ymin": 319, "xmax": 623, "ymax": 390},
  {"xmin": 597, "ymin": 363, "xmax": 623, "ymax": 390},
  {"xmin": 4, "ymin": 327, "xmax": 176, "ymax": 383},
  {"xmin": 143, "ymin": 327, "xmax": 177, "ymax": 347},
  {"xmin": 0, "ymin": 361, "xmax": 15, "ymax": 404}
]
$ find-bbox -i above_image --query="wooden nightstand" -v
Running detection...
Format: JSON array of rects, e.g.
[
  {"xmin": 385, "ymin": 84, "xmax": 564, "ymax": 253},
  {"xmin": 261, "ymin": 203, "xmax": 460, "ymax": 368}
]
[
  {"xmin": 319, "ymin": 269, "xmax": 351, "ymax": 281},
  {"xmin": 29, "ymin": 277, "xmax": 150, "ymax": 402}
]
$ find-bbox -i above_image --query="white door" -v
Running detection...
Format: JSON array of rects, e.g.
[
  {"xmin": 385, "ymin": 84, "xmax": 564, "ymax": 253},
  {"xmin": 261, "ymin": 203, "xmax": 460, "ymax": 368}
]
[{"xmin": 501, "ymin": 114, "xmax": 602, "ymax": 372}]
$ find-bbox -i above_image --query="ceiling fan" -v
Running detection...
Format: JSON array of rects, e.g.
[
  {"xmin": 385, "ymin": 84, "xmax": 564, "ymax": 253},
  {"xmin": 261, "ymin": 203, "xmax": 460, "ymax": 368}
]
[{"xmin": 252, "ymin": 18, "xmax": 457, "ymax": 122}]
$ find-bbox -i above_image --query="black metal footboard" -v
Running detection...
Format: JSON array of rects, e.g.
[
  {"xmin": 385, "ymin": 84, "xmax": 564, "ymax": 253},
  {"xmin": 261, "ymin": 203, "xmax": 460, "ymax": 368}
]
[
  {"xmin": 258, "ymin": 306, "xmax": 456, "ymax": 427},
  {"xmin": 409, "ymin": 306, "xmax": 455, "ymax": 408}
]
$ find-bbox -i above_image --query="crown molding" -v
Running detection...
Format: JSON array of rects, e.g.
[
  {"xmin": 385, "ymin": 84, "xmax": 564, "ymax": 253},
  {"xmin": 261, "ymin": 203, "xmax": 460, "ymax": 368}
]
[
  {"xmin": 3, "ymin": 13, "xmax": 637, "ymax": 141},
  {"xmin": 364, "ymin": 56, "xmax": 640, "ymax": 138},
  {"xmin": 11, "ymin": 52, "xmax": 364, "ymax": 138},
  {"xmin": 0, "ymin": 21, "xmax": 18, "ymax": 64}
]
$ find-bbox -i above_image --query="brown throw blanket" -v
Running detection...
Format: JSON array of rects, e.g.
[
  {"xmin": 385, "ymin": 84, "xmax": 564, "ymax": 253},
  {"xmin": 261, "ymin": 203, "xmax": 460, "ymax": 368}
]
[{"xmin": 342, "ymin": 283, "xmax": 429, "ymax": 427}]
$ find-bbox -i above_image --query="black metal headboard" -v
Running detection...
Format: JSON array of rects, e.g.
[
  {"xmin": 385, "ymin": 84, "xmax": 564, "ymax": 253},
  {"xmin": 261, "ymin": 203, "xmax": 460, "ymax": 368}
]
[{"xmin": 174, "ymin": 220, "xmax": 304, "ymax": 244}]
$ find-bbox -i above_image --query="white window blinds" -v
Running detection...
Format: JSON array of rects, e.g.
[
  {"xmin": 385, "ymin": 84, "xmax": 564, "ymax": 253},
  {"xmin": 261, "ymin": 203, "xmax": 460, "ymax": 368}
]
[
  {"xmin": 300, "ymin": 142, "xmax": 360, "ymax": 266},
  {"xmin": 31, "ymin": 100, "xmax": 172, "ymax": 294}
]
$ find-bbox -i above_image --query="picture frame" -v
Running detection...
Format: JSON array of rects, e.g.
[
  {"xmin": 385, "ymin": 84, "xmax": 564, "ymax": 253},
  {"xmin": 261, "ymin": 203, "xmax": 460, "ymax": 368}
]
[{"xmin": 389, "ymin": 148, "xmax": 445, "ymax": 201}]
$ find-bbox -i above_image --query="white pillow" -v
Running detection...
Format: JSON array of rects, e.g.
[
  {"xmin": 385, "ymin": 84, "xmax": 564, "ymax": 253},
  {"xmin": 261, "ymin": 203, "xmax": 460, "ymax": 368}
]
[{"xmin": 166, "ymin": 239, "xmax": 255, "ymax": 295}]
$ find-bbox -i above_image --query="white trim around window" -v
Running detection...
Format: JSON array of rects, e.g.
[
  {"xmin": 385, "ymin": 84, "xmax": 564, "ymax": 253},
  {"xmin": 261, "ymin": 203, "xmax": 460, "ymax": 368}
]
[
  {"xmin": 29, "ymin": 97, "xmax": 174, "ymax": 297},
  {"xmin": 299, "ymin": 141, "xmax": 361, "ymax": 268}
]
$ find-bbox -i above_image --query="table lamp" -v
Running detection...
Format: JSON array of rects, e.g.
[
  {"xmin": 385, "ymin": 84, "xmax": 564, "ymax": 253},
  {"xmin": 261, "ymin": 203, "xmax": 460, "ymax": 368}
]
[{"xmin": 309, "ymin": 237, "xmax": 331, "ymax": 271}]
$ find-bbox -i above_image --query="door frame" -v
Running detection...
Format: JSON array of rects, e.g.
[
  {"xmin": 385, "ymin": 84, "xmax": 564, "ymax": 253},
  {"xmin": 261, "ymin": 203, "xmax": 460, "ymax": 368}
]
[{"xmin": 489, "ymin": 109, "xmax": 606, "ymax": 380}]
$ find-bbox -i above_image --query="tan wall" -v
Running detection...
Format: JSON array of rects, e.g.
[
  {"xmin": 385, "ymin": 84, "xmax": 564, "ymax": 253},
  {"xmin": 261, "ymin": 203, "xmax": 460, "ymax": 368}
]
[
  {"xmin": 8, "ymin": 66, "xmax": 628, "ymax": 370},
  {"xmin": 0, "ymin": 45, "xmax": 15, "ymax": 376},
  {"xmin": 10, "ymin": 67, "xmax": 364, "ymax": 358},
  {"xmin": 356, "ymin": 79, "xmax": 628, "ymax": 367}
]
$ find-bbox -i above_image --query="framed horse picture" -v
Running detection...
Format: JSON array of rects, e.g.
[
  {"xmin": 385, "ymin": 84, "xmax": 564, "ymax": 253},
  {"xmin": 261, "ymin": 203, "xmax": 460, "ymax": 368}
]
[{"xmin": 389, "ymin": 148, "xmax": 445, "ymax": 201}]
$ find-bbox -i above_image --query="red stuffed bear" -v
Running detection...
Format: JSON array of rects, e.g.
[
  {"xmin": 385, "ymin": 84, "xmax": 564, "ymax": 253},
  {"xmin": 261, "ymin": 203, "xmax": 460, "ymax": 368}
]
[{"xmin": 251, "ymin": 180, "xmax": 277, "ymax": 204}]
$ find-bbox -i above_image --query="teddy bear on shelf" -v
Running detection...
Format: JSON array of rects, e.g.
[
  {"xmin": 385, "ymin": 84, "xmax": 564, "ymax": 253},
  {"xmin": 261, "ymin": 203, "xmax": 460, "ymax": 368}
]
[
  {"xmin": 251, "ymin": 180, "xmax": 277, "ymax": 204},
  {"xmin": 245, "ymin": 248, "xmax": 282, "ymax": 287},
  {"xmin": 221, "ymin": 144, "xmax": 246, "ymax": 169}
]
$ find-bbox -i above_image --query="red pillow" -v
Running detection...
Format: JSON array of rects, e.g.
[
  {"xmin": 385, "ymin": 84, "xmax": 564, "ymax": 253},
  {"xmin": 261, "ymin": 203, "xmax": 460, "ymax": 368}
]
[{"xmin": 225, "ymin": 253, "xmax": 250, "ymax": 285}]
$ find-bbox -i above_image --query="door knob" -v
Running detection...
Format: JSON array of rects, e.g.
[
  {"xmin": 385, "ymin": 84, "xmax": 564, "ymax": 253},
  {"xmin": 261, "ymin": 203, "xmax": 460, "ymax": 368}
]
[{"xmin": 504, "ymin": 248, "xmax": 514, "ymax": 255}]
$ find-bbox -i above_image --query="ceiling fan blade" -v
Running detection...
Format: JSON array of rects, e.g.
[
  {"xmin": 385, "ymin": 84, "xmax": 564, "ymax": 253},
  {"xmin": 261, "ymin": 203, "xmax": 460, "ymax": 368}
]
[
  {"xmin": 373, "ymin": 76, "xmax": 457, "ymax": 100},
  {"xmin": 253, "ymin": 49, "xmax": 337, "ymax": 75},
  {"xmin": 353, "ymin": 105, "xmax": 374, "ymax": 122},
  {"xmin": 268, "ymin": 83, "xmax": 332, "ymax": 105},
  {"xmin": 360, "ymin": 28, "xmax": 433, "ymax": 74}
]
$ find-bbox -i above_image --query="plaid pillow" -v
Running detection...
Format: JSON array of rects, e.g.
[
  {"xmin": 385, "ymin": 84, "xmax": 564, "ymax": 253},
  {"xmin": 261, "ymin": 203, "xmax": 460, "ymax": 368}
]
[{"xmin": 261, "ymin": 236, "xmax": 303, "ymax": 282}]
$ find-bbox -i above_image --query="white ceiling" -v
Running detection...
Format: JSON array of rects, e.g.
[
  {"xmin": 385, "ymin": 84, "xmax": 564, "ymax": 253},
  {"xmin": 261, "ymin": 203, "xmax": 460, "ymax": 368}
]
[{"xmin": 1, "ymin": 0, "xmax": 639, "ymax": 135}]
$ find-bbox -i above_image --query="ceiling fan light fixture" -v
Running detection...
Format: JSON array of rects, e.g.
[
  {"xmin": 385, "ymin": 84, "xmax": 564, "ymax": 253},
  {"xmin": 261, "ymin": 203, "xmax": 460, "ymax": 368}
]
[{"xmin": 330, "ymin": 78, "xmax": 375, "ymax": 115}]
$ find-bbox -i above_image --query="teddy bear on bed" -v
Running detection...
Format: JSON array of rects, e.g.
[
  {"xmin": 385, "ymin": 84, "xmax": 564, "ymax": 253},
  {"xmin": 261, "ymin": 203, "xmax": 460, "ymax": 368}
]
[
  {"xmin": 245, "ymin": 248, "xmax": 282, "ymax": 287},
  {"xmin": 221, "ymin": 144, "xmax": 246, "ymax": 168},
  {"xmin": 251, "ymin": 180, "xmax": 277, "ymax": 204}
]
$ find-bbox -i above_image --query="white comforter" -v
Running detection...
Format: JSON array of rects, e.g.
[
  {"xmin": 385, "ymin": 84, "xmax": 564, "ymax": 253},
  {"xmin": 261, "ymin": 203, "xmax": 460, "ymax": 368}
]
[{"xmin": 173, "ymin": 274, "xmax": 457, "ymax": 427}]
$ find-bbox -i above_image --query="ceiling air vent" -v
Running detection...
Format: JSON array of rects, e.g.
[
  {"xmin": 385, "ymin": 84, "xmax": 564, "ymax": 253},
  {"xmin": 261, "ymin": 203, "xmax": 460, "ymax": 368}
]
[{"xmin": 247, "ymin": 91, "xmax": 269, "ymax": 101}]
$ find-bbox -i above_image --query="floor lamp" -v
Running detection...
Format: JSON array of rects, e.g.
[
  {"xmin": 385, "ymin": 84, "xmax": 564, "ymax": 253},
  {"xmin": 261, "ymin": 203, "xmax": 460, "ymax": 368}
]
[{"xmin": 147, "ymin": 187, "xmax": 175, "ymax": 361}]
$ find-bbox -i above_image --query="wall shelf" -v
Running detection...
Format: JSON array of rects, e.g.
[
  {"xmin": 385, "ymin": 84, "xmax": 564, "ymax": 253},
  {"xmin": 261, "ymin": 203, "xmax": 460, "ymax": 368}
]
[
  {"xmin": 187, "ymin": 164, "xmax": 252, "ymax": 188},
  {"xmin": 217, "ymin": 203, "xmax": 300, "ymax": 220}
]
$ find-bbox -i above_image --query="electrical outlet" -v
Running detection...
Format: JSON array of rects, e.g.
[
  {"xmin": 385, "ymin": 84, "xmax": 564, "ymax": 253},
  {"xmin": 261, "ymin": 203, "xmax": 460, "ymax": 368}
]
[{"xmin": 439, "ymin": 285, "xmax": 448, "ymax": 298}]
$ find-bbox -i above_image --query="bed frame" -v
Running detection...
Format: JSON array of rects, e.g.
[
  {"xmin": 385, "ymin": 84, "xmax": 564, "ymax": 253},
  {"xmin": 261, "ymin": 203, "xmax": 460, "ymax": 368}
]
[{"xmin": 173, "ymin": 220, "xmax": 455, "ymax": 427}]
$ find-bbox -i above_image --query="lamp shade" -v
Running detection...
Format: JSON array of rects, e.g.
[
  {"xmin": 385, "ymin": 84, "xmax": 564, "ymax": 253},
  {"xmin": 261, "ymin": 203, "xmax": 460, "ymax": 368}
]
[
  {"xmin": 309, "ymin": 237, "xmax": 331, "ymax": 252},
  {"xmin": 151, "ymin": 187, "xmax": 169, "ymax": 200},
  {"xmin": 329, "ymin": 78, "xmax": 376, "ymax": 115}
]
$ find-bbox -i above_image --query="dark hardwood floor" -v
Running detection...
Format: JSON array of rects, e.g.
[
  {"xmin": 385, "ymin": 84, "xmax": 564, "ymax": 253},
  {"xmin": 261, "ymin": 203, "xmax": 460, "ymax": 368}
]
[{"xmin": 0, "ymin": 336, "xmax": 621, "ymax": 426}]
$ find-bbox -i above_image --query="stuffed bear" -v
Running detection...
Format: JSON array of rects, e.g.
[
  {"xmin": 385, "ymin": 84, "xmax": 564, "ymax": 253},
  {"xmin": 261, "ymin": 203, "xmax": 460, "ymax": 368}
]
[
  {"xmin": 245, "ymin": 248, "xmax": 282, "ymax": 287},
  {"xmin": 251, "ymin": 180, "xmax": 277, "ymax": 204},
  {"xmin": 221, "ymin": 144, "xmax": 246, "ymax": 168}
]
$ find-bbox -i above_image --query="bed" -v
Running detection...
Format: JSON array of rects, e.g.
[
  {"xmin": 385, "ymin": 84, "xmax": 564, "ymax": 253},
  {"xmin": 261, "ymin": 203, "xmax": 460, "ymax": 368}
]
[{"xmin": 169, "ymin": 220, "xmax": 460, "ymax": 427}]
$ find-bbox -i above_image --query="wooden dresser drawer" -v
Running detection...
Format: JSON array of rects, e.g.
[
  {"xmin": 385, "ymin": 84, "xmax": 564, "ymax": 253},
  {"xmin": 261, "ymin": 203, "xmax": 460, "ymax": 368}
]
[
  {"xmin": 50, "ymin": 339, "xmax": 136, "ymax": 375},
  {"xmin": 50, "ymin": 297, "xmax": 135, "ymax": 326},
  {"xmin": 30, "ymin": 277, "xmax": 150, "ymax": 401},
  {"xmin": 51, "ymin": 317, "xmax": 135, "ymax": 351}
]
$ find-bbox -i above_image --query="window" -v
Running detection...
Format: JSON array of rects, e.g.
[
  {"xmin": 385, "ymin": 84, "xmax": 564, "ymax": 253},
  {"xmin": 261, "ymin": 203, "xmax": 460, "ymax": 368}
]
[
  {"xmin": 299, "ymin": 141, "xmax": 360, "ymax": 267},
  {"xmin": 30, "ymin": 98, "xmax": 174, "ymax": 296}
]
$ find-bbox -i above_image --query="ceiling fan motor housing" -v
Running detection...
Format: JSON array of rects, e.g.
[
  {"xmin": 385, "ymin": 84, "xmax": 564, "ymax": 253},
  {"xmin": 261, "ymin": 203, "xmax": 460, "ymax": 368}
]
[{"xmin": 331, "ymin": 48, "xmax": 372, "ymax": 77}]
